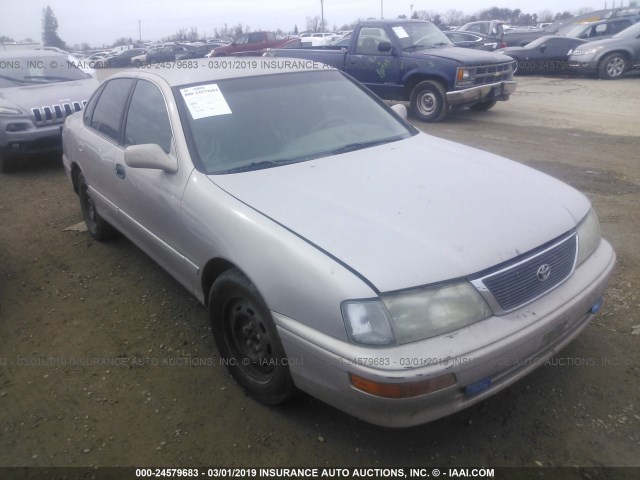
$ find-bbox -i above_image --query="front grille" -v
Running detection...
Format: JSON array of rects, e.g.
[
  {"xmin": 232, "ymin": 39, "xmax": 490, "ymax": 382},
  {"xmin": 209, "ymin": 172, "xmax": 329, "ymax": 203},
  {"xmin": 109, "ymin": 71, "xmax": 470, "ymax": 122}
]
[
  {"xmin": 471, "ymin": 61, "xmax": 515, "ymax": 85},
  {"xmin": 471, "ymin": 234, "xmax": 577, "ymax": 314},
  {"xmin": 31, "ymin": 100, "xmax": 87, "ymax": 126}
]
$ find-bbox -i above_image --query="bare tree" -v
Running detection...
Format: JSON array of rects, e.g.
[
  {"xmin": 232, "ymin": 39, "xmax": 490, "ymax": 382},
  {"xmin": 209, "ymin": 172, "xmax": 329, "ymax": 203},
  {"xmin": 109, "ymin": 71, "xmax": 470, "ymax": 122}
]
[
  {"xmin": 538, "ymin": 9, "xmax": 554, "ymax": 23},
  {"xmin": 444, "ymin": 9, "xmax": 465, "ymax": 26},
  {"xmin": 306, "ymin": 16, "xmax": 324, "ymax": 33}
]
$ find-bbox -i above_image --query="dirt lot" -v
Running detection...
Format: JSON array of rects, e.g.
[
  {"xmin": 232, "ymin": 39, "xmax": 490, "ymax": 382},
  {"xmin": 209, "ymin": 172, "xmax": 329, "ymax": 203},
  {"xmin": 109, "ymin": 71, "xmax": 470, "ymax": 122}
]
[{"xmin": 1, "ymin": 72, "xmax": 639, "ymax": 473}]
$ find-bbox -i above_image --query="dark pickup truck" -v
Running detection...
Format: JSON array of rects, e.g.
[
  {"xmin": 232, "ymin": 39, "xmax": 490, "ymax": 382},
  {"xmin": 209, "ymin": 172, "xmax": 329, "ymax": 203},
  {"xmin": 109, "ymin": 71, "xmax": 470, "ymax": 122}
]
[{"xmin": 266, "ymin": 20, "xmax": 517, "ymax": 122}]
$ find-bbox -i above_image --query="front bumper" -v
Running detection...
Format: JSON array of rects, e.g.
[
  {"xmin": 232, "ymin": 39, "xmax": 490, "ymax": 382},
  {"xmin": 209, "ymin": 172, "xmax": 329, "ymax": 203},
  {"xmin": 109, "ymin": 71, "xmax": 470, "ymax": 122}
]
[
  {"xmin": 447, "ymin": 80, "xmax": 517, "ymax": 107},
  {"xmin": 0, "ymin": 121, "xmax": 63, "ymax": 158},
  {"xmin": 567, "ymin": 58, "xmax": 599, "ymax": 74},
  {"xmin": 275, "ymin": 239, "xmax": 615, "ymax": 427}
]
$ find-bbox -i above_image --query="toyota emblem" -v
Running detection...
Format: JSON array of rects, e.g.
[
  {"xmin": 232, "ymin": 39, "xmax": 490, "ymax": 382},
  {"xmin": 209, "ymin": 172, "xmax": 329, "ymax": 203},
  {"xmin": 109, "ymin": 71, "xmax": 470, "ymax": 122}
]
[{"xmin": 537, "ymin": 264, "xmax": 551, "ymax": 282}]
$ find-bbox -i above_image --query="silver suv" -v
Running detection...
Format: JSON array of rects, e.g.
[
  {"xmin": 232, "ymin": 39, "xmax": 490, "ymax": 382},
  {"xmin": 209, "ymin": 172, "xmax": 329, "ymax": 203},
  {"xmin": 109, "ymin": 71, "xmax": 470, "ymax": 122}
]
[{"xmin": 0, "ymin": 50, "xmax": 98, "ymax": 172}]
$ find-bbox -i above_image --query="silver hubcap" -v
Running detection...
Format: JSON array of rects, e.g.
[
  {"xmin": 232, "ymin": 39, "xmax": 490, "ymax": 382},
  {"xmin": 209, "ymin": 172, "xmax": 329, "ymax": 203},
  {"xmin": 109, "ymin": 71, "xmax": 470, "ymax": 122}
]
[
  {"xmin": 417, "ymin": 91, "xmax": 438, "ymax": 116},
  {"xmin": 606, "ymin": 57, "xmax": 625, "ymax": 78}
]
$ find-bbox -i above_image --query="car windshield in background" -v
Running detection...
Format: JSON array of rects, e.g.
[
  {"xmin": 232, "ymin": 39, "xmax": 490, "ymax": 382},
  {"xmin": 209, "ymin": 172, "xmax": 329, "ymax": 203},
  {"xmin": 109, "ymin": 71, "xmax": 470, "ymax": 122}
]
[
  {"xmin": 392, "ymin": 23, "xmax": 453, "ymax": 51},
  {"xmin": 0, "ymin": 56, "xmax": 91, "ymax": 88},
  {"xmin": 614, "ymin": 21, "xmax": 640, "ymax": 38},
  {"xmin": 557, "ymin": 24, "xmax": 588, "ymax": 37},
  {"xmin": 176, "ymin": 70, "xmax": 415, "ymax": 175}
]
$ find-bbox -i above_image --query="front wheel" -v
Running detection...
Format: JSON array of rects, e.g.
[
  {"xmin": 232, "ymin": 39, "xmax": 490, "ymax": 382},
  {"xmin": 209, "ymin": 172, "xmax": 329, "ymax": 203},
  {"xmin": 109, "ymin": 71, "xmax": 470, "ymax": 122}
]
[
  {"xmin": 598, "ymin": 53, "xmax": 627, "ymax": 80},
  {"xmin": 409, "ymin": 80, "xmax": 448, "ymax": 122},
  {"xmin": 469, "ymin": 99, "xmax": 497, "ymax": 111},
  {"xmin": 209, "ymin": 269, "xmax": 296, "ymax": 405}
]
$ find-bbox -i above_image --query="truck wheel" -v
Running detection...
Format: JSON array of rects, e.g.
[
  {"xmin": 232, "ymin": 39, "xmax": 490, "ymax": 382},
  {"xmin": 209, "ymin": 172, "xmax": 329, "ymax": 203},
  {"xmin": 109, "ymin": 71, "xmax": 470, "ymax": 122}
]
[
  {"xmin": 469, "ymin": 100, "xmax": 497, "ymax": 111},
  {"xmin": 410, "ymin": 81, "xmax": 448, "ymax": 123},
  {"xmin": 598, "ymin": 53, "xmax": 627, "ymax": 80}
]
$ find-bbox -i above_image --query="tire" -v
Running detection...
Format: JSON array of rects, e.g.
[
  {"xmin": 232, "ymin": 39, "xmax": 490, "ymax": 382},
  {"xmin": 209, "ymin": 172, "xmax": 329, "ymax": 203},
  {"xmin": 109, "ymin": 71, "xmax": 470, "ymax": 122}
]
[
  {"xmin": 469, "ymin": 99, "xmax": 497, "ymax": 111},
  {"xmin": 134, "ymin": 60, "xmax": 142, "ymax": 68},
  {"xmin": 209, "ymin": 269, "xmax": 296, "ymax": 405},
  {"xmin": 77, "ymin": 171, "xmax": 118, "ymax": 240},
  {"xmin": 409, "ymin": 80, "xmax": 448, "ymax": 122},
  {"xmin": 598, "ymin": 53, "xmax": 627, "ymax": 80}
]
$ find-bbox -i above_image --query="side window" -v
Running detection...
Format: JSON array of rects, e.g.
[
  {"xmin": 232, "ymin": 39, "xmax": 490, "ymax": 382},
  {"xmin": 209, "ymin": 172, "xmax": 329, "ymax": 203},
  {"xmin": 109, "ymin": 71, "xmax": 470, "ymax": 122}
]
[
  {"xmin": 355, "ymin": 27, "xmax": 392, "ymax": 55},
  {"xmin": 124, "ymin": 80, "xmax": 172, "ymax": 153},
  {"xmin": 83, "ymin": 83, "xmax": 106, "ymax": 125},
  {"xmin": 267, "ymin": 32, "xmax": 276, "ymax": 41},
  {"xmin": 249, "ymin": 33, "xmax": 264, "ymax": 43},
  {"xmin": 90, "ymin": 78, "xmax": 135, "ymax": 143},
  {"xmin": 235, "ymin": 34, "xmax": 249, "ymax": 45},
  {"xmin": 610, "ymin": 21, "xmax": 630, "ymax": 34}
]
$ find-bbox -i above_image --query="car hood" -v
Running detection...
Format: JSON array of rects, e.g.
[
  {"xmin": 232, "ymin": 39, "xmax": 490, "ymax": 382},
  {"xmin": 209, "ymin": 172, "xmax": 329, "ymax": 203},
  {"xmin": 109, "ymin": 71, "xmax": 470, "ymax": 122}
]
[
  {"xmin": 408, "ymin": 46, "xmax": 510, "ymax": 65},
  {"xmin": 0, "ymin": 78, "xmax": 98, "ymax": 112},
  {"xmin": 209, "ymin": 133, "xmax": 590, "ymax": 293}
]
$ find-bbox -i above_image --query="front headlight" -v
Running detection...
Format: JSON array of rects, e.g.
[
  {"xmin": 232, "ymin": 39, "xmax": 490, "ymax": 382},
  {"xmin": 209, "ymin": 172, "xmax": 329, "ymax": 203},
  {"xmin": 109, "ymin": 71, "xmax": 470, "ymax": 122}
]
[
  {"xmin": 342, "ymin": 301, "xmax": 395, "ymax": 346},
  {"xmin": 576, "ymin": 209, "xmax": 601, "ymax": 265},
  {"xmin": 383, "ymin": 282, "xmax": 492, "ymax": 344},
  {"xmin": 342, "ymin": 282, "xmax": 493, "ymax": 346},
  {"xmin": 456, "ymin": 67, "xmax": 473, "ymax": 86},
  {"xmin": 0, "ymin": 106, "xmax": 23, "ymax": 115},
  {"xmin": 571, "ymin": 46, "xmax": 603, "ymax": 56}
]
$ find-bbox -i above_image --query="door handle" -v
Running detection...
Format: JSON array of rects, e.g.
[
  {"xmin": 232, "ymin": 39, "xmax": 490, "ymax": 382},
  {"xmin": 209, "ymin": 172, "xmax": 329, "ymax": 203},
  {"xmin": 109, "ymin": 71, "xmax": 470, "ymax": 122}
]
[{"xmin": 115, "ymin": 163, "xmax": 126, "ymax": 179}]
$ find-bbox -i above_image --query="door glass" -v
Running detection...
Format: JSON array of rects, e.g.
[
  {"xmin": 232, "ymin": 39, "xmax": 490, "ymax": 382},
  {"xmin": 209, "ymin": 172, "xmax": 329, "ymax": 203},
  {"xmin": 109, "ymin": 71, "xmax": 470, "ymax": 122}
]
[
  {"xmin": 124, "ymin": 80, "xmax": 172, "ymax": 153},
  {"xmin": 90, "ymin": 78, "xmax": 135, "ymax": 143}
]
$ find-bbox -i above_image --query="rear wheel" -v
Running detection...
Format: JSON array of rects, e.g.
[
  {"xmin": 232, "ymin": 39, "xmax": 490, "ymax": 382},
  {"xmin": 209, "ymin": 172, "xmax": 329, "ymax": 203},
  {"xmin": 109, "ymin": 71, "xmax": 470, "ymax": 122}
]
[
  {"xmin": 598, "ymin": 53, "xmax": 627, "ymax": 80},
  {"xmin": 209, "ymin": 269, "xmax": 296, "ymax": 405},
  {"xmin": 409, "ymin": 80, "xmax": 448, "ymax": 122},
  {"xmin": 77, "ymin": 172, "xmax": 118, "ymax": 240}
]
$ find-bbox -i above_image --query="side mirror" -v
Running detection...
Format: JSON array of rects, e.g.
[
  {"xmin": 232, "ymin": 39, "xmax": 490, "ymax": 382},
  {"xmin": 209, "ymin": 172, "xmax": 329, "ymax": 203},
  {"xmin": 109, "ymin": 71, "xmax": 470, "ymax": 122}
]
[
  {"xmin": 124, "ymin": 144, "xmax": 177, "ymax": 173},
  {"xmin": 390, "ymin": 103, "xmax": 407, "ymax": 121},
  {"xmin": 378, "ymin": 41, "xmax": 392, "ymax": 52},
  {"xmin": 539, "ymin": 44, "xmax": 547, "ymax": 53}
]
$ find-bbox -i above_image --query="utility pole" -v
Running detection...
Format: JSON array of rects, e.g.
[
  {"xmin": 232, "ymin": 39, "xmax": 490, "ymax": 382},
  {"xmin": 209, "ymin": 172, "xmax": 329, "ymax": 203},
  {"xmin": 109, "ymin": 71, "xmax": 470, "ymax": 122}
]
[
  {"xmin": 321, "ymin": 0, "xmax": 324, "ymax": 32},
  {"xmin": 381, "ymin": 0, "xmax": 384, "ymax": 19},
  {"xmin": 138, "ymin": 19, "xmax": 141, "ymax": 42}
]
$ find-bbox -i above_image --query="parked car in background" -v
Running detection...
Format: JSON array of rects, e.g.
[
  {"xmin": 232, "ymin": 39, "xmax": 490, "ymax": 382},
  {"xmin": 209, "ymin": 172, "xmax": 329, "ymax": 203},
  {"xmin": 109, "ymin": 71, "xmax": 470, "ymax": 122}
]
[
  {"xmin": 176, "ymin": 43, "xmax": 226, "ymax": 60},
  {"xmin": 0, "ymin": 50, "xmax": 98, "ymax": 172},
  {"xmin": 497, "ymin": 36, "xmax": 588, "ymax": 74},
  {"xmin": 267, "ymin": 20, "xmax": 517, "ymax": 122},
  {"xmin": 207, "ymin": 32, "xmax": 288, "ymax": 57},
  {"xmin": 458, "ymin": 20, "xmax": 506, "ymax": 42},
  {"xmin": 444, "ymin": 31, "xmax": 505, "ymax": 51},
  {"xmin": 568, "ymin": 20, "xmax": 640, "ymax": 79},
  {"xmin": 556, "ymin": 16, "xmax": 639, "ymax": 40},
  {"xmin": 146, "ymin": 44, "xmax": 192, "ymax": 63},
  {"xmin": 96, "ymin": 48, "xmax": 147, "ymax": 68},
  {"xmin": 62, "ymin": 59, "xmax": 614, "ymax": 427}
]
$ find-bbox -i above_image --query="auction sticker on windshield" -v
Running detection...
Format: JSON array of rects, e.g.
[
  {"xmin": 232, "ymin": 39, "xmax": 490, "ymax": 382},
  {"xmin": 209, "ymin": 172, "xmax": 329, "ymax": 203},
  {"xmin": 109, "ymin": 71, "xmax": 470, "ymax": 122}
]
[
  {"xmin": 180, "ymin": 84, "xmax": 232, "ymax": 119},
  {"xmin": 392, "ymin": 26, "xmax": 410, "ymax": 39}
]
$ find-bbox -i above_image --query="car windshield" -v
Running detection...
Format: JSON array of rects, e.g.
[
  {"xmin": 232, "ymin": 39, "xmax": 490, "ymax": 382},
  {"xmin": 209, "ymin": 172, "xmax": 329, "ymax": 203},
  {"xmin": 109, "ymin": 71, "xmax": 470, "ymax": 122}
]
[
  {"xmin": 176, "ymin": 70, "xmax": 415, "ymax": 175},
  {"xmin": 613, "ymin": 21, "xmax": 640, "ymax": 38},
  {"xmin": 392, "ymin": 22, "xmax": 453, "ymax": 50},
  {"xmin": 558, "ymin": 24, "xmax": 589, "ymax": 38},
  {"xmin": 0, "ymin": 56, "xmax": 91, "ymax": 87}
]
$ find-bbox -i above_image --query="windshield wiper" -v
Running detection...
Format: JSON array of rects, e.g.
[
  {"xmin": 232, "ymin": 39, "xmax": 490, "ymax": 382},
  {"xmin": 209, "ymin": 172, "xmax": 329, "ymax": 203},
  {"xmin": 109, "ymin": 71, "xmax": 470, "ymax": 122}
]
[
  {"xmin": 331, "ymin": 137, "xmax": 404, "ymax": 155},
  {"xmin": 24, "ymin": 75, "xmax": 77, "ymax": 82},
  {"xmin": 403, "ymin": 44, "xmax": 426, "ymax": 51},
  {"xmin": 431, "ymin": 42, "xmax": 450, "ymax": 47},
  {"xmin": 222, "ymin": 160, "xmax": 279, "ymax": 174},
  {"xmin": 0, "ymin": 74, "xmax": 33, "ymax": 85}
]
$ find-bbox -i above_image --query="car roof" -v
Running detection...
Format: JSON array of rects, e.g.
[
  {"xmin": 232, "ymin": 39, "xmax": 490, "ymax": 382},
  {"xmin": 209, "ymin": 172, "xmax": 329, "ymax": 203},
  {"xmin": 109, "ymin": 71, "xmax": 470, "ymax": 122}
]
[
  {"xmin": 0, "ymin": 49, "xmax": 67, "ymax": 59},
  {"xmin": 108, "ymin": 58, "xmax": 333, "ymax": 86}
]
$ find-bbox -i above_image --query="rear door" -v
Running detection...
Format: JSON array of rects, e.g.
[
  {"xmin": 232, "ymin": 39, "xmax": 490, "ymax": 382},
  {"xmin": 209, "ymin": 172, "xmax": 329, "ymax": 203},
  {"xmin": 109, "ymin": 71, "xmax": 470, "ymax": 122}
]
[{"xmin": 80, "ymin": 78, "xmax": 135, "ymax": 225}]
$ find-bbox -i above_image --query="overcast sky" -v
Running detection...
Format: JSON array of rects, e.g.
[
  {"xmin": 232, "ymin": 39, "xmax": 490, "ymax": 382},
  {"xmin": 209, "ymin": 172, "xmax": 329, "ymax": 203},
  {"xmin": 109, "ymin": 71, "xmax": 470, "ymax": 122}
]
[{"xmin": 1, "ymin": 0, "xmax": 624, "ymax": 47}]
